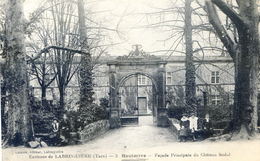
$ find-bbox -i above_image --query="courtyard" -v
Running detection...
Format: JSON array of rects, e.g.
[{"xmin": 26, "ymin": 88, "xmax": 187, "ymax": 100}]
[{"xmin": 2, "ymin": 121, "xmax": 260, "ymax": 161}]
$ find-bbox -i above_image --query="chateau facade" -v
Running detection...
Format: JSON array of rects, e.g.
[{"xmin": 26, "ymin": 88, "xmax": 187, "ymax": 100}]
[{"xmin": 1, "ymin": 46, "xmax": 235, "ymax": 118}]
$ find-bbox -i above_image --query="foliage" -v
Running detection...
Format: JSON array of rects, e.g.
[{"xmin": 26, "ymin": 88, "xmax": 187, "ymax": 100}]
[
  {"xmin": 28, "ymin": 94, "xmax": 62, "ymax": 134},
  {"xmin": 99, "ymin": 97, "xmax": 109, "ymax": 119},
  {"xmin": 31, "ymin": 109, "xmax": 55, "ymax": 133},
  {"xmin": 207, "ymin": 105, "xmax": 231, "ymax": 129},
  {"xmin": 99, "ymin": 97, "xmax": 109, "ymax": 109},
  {"xmin": 31, "ymin": 106, "xmax": 52, "ymax": 133},
  {"xmin": 122, "ymin": 85, "xmax": 137, "ymax": 115},
  {"xmin": 29, "ymin": 96, "xmax": 54, "ymax": 133},
  {"xmin": 30, "ymin": 97, "xmax": 108, "ymax": 134},
  {"xmin": 167, "ymin": 106, "xmax": 187, "ymax": 120},
  {"xmin": 145, "ymin": 88, "xmax": 155, "ymax": 111},
  {"xmin": 92, "ymin": 104, "xmax": 108, "ymax": 121},
  {"xmin": 66, "ymin": 110, "xmax": 79, "ymax": 132},
  {"xmin": 78, "ymin": 55, "xmax": 95, "ymax": 113},
  {"xmin": 79, "ymin": 103, "xmax": 108, "ymax": 125},
  {"xmin": 29, "ymin": 95, "xmax": 44, "ymax": 112},
  {"xmin": 184, "ymin": 0, "xmax": 196, "ymax": 114},
  {"xmin": 1, "ymin": 111, "xmax": 7, "ymax": 134},
  {"xmin": 166, "ymin": 86, "xmax": 185, "ymax": 108}
]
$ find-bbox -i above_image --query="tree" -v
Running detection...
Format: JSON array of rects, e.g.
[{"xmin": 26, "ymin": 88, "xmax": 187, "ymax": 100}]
[
  {"xmin": 205, "ymin": 0, "xmax": 259, "ymax": 139},
  {"xmin": 122, "ymin": 84, "xmax": 137, "ymax": 115},
  {"xmin": 32, "ymin": 0, "xmax": 82, "ymax": 117},
  {"xmin": 185, "ymin": 0, "xmax": 196, "ymax": 114},
  {"xmin": 78, "ymin": 0, "xmax": 94, "ymax": 114},
  {"xmin": 141, "ymin": 0, "xmax": 230, "ymax": 114},
  {"xmin": 3, "ymin": 0, "xmax": 33, "ymax": 146},
  {"xmin": 28, "ymin": 45, "xmax": 57, "ymax": 108}
]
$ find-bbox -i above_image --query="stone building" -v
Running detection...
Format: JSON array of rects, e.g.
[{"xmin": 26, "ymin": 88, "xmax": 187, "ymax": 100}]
[{"xmin": 1, "ymin": 45, "xmax": 235, "ymax": 123}]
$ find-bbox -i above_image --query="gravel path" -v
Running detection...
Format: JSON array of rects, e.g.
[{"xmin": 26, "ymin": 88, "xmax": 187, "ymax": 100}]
[
  {"xmin": 79, "ymin": 124, "xmax": 177, "ymax": 151},
  {"xmin": 3, "ymin": 117, "xmax": 260, "ymax": 161}
]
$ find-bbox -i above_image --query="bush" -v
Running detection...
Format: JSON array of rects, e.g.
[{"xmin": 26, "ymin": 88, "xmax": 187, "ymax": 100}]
[
  {"xmin": 66, "ymin": 110, "xmax": 79, "ymax": 132},
  {"xmin": 207, "ymin": 105, "xmax": 231, "ymax": 129},
  {"xmin": 79, "ymin": 103, "xmax": 108, "ymax": 125},
  {"xmin": 212, "ymin": 120, "xmax": 230, "ymax": 129},
  {"xmin": 31, "ymin": 110, "xmax": 55, "ymax": 133},
  {"xmin": 93, "ymin": 104, "xmax": 108, "ymax": 121},
  {"xmin": 29, "ymin": 95, "xmax": 57, "ymax": 133},
  {"xmin": 167, "ymin": 106, "xmax": 187, "ymax": 120},
  {"xmin": 99, "ymin": 97, "xmax": 109, "ymax": 109}
]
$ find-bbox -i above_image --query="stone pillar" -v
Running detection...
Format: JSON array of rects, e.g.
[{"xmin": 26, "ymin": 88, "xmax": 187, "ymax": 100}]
[
  {"xmin": 157, "ymin": 63, "xmax": 168, "ymax": 127},
  {"xmin": 108, "ymin": 64, "xmax": 119, "ymax": 128},
  {"xmin": 152, "ymin": 84, "xmax": 158, "ymax": 125}
]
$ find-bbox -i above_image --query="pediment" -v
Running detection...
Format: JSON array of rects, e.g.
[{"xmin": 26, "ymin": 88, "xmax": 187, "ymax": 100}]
[{"xmin": 116, "ymin": 44, "xmax": 162, "ymax": 62}]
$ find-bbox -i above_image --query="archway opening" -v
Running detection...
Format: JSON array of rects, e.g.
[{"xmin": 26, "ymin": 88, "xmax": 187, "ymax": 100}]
[{"xmin": 118, "ymin": 73, "xmax": 157, "ymax": 126}]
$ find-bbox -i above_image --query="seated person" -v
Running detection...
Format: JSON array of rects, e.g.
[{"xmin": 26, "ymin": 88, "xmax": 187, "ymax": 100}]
[
  {"xmin": 59, "ymin": 113, "xmax": 71, "ymax": 145},
  {"xmin": 189, "ymin": 113, "xmax": 198, "ymax": 141},
  {"xmin": 49, "ymin": 118, "xmax": 59, "ymax": 146},
  {"xmin": 179, "ymin": 113, "xmax": 189, "ymax": 142}
]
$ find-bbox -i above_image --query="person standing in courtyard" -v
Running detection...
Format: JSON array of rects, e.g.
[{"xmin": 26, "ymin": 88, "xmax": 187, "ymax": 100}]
[
  {"xmin": 189, "ymin": 113, "xmax": 198, "ymax": 141},
  {"xmin": 179, "ymin": 113, "xmax": 189, "ymax": 142}
]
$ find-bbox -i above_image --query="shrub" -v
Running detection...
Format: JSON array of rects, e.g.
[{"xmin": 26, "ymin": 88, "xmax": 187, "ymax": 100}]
[
  {"xmin": 66, "ymin": 110, "xmax": 79, "ymax": 132},
  {"xmin": 31, "ymin": 110, "xmax": 55, "ymax": 133},
  {"xmin": 207, "ymin": 105, "xmax": 230, "ymax": 129},
  {"xmin": 99, "ymin": 97, "xmax": 109, "ymax": 109},
  {"xmin": 92, "ymin": 104, "xmax": 108, "ymax": 121},
  {"xmin": 79, "ymin": 103, "xmax": 108, "ymax": 125},
  {"xmin": 167, "ymin": 106, "xmax": 187, "ymax": 120}
]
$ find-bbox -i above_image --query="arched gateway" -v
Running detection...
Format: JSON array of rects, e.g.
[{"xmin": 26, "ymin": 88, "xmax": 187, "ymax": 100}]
[{"xmin": 107, "ymin": 45, "xmax": 167, "ymax": 127}]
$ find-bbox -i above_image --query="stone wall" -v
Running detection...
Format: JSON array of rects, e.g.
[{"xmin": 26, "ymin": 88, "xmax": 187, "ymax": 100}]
[
  {"xmin": 167, "ymin": 118, "xmax": 180, "ymax": 139},
  {"xmin": 79, "ymin": 120, "xmax": 110, "ymax": 144}
]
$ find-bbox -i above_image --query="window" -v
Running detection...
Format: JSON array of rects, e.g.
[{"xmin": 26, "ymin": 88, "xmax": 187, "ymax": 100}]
[
  {"xmin": 211, "ymin": 71, "xmax": 220, "ymax": 84},
  {"xmin": 138, "ymin": 75, "xmax": 146, "ymax": 85},
  {"xmin": 166, "ymin": 72, "xmax": 172, "ymax": 85},
  {"xmin": 167, "ymin": 77, "xmax": 172, "ymax": 85},
  {"xmin": 211, "ymin": 95, "xmax": 221, "ymax": 105}
]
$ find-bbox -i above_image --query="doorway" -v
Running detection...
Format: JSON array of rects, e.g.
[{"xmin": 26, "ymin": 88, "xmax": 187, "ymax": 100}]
[{"xmin": 138, "ymin": 97, "xmax": 147, "ymax": 114}]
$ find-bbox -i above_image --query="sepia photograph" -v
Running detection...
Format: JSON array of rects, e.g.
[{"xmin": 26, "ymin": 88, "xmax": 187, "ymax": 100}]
[{"xmin": 0, "ymin": 0, "xmax": 260, "ymax": 160}]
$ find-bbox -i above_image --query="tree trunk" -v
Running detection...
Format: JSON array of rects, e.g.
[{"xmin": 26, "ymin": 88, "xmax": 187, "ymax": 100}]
[
  {"xmin": 4, "ymin": 0, "xmax": 33, "ymax": 146},
  {"xmin": 42, "ymin": 86, "xmax": 46, "ymax": 100},
  {"xmin": 1, "ymin": 79, "xmax": 7, "ymax": 134},
  {"xmin": 58, "ymin": 85, "xmax": 65, "ymax": 118},
  {"xmin": 41, "ymin": 85, "xmax": 48, "ymax": 110},
  {"xmin": 78, "ymin": 0, "xmax": 94, "ymax": 113},
  {"xmin": 205, "ymin": 0, "xmax": 259, "ymax": 140},
  {"xmin": 231, "ymin": 2, "xmax": 259, "ymax": 139},
  {"xmin": 185, "ymin": 0, "xmax": 196, "ymax": 114}
]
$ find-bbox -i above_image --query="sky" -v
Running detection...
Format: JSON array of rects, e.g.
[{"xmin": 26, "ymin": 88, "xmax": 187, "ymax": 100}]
[
  {"xmin": 23, "ymin": 0, "xmax": 180, "ymax": 57},
  {"xmin": 88, "ymin": 0, "xmax": 175, "ymax": 56}
]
